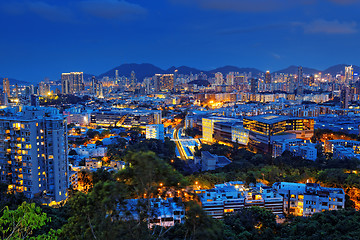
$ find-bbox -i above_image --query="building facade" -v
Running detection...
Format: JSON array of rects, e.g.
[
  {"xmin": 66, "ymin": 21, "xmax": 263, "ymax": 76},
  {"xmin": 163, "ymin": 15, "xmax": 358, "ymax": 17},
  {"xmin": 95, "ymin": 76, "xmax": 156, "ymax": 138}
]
[
  {"xmin": 0, "ymin": 106, "xmax": 68, "ymax": 203},
  {"xmin": 273, "ymin": 182, "xmax": 345, "ymax": 217},
  {"xmin": 196, "ymin": 181, "xmax": 284, "ymax": 219},
  {"xmin": 243, "ymin": 114, "xmax": 314, "ymax": 153},
  {"xmin": 61, "ymin": 72, "xmax": 84, "ymax": 95},
  {"xmin": 146, "ymin": 124, "xmax": 165, "ymax": 140}
]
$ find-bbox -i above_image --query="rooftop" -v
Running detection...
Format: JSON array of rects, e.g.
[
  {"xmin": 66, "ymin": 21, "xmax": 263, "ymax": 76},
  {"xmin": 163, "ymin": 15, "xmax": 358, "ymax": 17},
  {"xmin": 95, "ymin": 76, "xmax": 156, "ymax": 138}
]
[{"xmin": 244, "ymin": 114, "xmax": 301, "ymax": 124}]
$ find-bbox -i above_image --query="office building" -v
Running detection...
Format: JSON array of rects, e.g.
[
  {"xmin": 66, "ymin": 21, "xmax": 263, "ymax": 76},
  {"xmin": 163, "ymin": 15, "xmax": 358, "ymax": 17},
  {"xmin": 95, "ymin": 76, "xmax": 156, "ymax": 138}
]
[
  {"xmin": 231, "ymin": 125, "xmax": 249, "ymax": 145},
  {"xmin": 243, "ymin": 114, "xmax": 314, "ymax": 153},
  {"xmin": 61, "ymin": 72, "xmax": 84, "ymax": 95},
  {"xmin": 146, "ymin": 124, "xmax": 164, "ymax": 140},
  {"xmin": 0, "ymin": 106, "xmax": 69, "ymax": 203},
  {"xmin": 202, "ymin": 117, "xmax": 237, "ymax": 143},
  {"xmin": 273, "ymin": 182, "xmax": 345, "ymax": 217}
]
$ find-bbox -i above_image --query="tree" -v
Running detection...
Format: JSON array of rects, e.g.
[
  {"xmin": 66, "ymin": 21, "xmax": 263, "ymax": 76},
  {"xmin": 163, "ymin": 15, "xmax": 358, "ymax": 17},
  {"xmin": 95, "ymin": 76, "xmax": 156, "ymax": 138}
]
[
  {"xmin": 0, "ymin": 202, "xmax": 60, "ymax": 239},
  {"xmin": 280, "ymin": 209, "xmax": 360, "ymax": 239},
  {"xmin": 116, "ymin": 151, "xmax": 188, "ymax": 198},
  {"xmin": 223, "ymin": 207, "xmax": 277, "ymax": 240}
]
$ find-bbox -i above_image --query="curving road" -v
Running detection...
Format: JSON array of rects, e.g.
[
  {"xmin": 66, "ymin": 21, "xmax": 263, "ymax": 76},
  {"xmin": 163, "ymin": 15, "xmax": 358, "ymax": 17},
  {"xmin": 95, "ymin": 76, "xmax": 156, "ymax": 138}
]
[{"xmin": 173, "ymin": 124, "xmax": 187, "ymax": 160}]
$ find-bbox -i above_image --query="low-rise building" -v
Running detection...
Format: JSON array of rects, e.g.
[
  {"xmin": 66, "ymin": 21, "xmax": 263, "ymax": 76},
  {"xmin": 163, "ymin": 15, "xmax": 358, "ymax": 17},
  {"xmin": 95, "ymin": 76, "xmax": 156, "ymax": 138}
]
[
  {"xmin": 120, "ymin": 198, "xmax": 185, "ymax": 228},
  {"xmin": 273, "ymin": 139, "xmax": 317, "ymax": 161},
  {"xmin": 201, "ymin": 151, "xmax": 231, "ymax": 171},
  {"xmin": 272, "ymin": 182, "xmax": 345, "ymax": 217},
  {"xmin": 196, "ymin": 181, "xmax": 284, "ymax": 219},
  {"xmin": 146, "ymin": 124, "xmax": 164, "ymax": 140}
]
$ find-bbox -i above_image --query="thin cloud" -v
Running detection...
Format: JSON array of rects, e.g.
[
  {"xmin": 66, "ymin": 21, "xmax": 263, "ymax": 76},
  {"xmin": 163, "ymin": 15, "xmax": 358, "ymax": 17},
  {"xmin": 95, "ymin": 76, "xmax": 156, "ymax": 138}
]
[
  {"xmin": 78, "ymin": 0, "xmax": 147, "ymax": 20},
  {"xmin": 303, "ymin": 19, "xmax": 357, "ymax": 34},
  {"xmin": 0, "ymin": 0, "xmax": 146, "ymax": 22},
  {"xmin": 328, "ymin": 0, "xmax": 360, "ymax": 5},
  {"xmin": 26, "ymin": 2, "xmax": 73, "ymax": 22},
  {"xmin": 218, "ymin": 24, "xmax": 289, "ymax": 35},
  {"xmin": 1, "ymin": 1, "xmax": 73, "ymax": 22},
  {"xmin": 171, "ymin": 0, "xmax": 312, "ymax": 12},
  {"xmin": 271, "ymin": 53, "xmax": 281, "ymax": 59}
]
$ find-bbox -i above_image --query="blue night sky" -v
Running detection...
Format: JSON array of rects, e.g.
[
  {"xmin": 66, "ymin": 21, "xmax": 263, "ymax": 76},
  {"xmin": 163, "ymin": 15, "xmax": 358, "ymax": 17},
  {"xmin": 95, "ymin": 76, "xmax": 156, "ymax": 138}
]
[{"xmin": 1, "ymin": 0, "xmax": 360, "ymax": 82}]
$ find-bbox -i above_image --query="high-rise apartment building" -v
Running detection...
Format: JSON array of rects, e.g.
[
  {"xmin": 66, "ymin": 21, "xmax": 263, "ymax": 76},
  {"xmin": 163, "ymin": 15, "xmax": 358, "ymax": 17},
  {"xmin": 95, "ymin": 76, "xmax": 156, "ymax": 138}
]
[
  {"xmin": 265, "ymin": 71, "xmax": 271, "ymax": 84},
  {"xmin": 61, "ymin": 72, "xmax": 84, "ymax": 95},
  {"xmin": 345, "ymin": 65, "xmax": 353, "ymax": 84},
  {"xmin": 215, "ymin": 72, "xmax": 224, "ymax": 85},
  {"xmin": 38, "ymin": 81, "xmax": 50, "ymax": 96},
  {"xmin": 340, "ymin": 86, "xmax": 349, "ymax": 109},
  {"xmin": 250, "ymin": 78, "xmax": 259, "ymax": 93},
  {"xmin": 0, "ymin": 106, "xmax": 69, "ymax": 203},
  {"xmin": 130, "ymin": 71, "xmax": 137, "ymax": 87},
  {"xmin": 3, "ymin": 78, "xmax": 10, "ymax": 98},
  {"xmin": 154, "ymin": 74, "xmax": 174, "ymax": 92}
]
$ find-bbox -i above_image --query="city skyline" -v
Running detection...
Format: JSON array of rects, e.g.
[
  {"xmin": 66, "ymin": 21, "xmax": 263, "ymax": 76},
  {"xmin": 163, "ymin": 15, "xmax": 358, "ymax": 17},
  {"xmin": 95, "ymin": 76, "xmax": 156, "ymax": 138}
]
[{"xmin": 1, "ymin": 0, "xmax": 360, "ymax": 81}]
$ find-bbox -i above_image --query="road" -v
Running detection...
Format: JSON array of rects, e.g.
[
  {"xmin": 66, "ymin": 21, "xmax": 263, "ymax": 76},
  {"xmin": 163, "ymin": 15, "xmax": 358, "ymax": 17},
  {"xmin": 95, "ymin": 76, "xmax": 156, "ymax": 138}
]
[{"xmin": 173, "ymin": 124, "xmax": 187, "ymax": 160}]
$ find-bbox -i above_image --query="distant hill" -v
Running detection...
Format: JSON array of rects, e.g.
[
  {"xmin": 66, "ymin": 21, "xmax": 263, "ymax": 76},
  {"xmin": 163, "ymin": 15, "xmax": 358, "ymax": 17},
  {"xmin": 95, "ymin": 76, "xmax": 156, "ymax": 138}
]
[
  {"xmin": 167, "ymin": 66, "xmax": 203, "ymax": 75},
  {"xmin": 274, "ymin": 65, "xmax": 320, "ymax": 75},
  {"xmin": 323, "ymin": 64, "xmax": 360, "ymax": 75},
  {"xmin": 83, "ymin": 73, "xmax": 95, "ymax": 81},
  {"xmin": 207, "ymin": 65, "xmax": 264, "ymax": 76},
  {"xmin": 0, "ymin": 77, "xmax": 29, "ymax": 86},
  {"xmin": 95, "ymin": 63, "xmax": 360, "ymax": 82},
  {"xmin": 98, "ymin": 63, "xmax": 165, "ymax": 81},
  {"xmin": 97, "ymin": 64, "xmax": 264, "ymax": 81}
]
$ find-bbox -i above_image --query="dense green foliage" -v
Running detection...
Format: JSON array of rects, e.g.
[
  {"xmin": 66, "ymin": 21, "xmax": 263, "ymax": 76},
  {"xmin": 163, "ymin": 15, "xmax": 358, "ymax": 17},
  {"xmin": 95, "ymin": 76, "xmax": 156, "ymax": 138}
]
[{"xmin": 2, "ymin": 134, "xmax": 360, "ymax": 239}]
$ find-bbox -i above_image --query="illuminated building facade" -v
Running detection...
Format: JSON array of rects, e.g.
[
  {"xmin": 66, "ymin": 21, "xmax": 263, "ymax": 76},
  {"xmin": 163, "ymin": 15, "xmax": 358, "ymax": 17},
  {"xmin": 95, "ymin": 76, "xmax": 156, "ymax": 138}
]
[
  {"xmin": 91, "ymin": 109, "xmax": 162, "ymax": 128},
  {"xmin": 61, "ymin": 72, "xmax": 84, "ymax": 95},
  {"xmin": 231, "ymin": 125, "xmax": 249, "ymax": 145},
  {"xmin": 0, "ymin": 106, "xmax": 68, "ymax": 203},
  {"xmin": 146, "ymin": 124, "xmax": 164, "ymax": 140},
  {"xmin": 202, "ymin": 117, "xmax": 234, "ymax": 143},
  {"xmin": 345, "ymin": 65, "xmax": 353, "ymax": 84},
  {"xmin": 273, "ymin": 182, "xmax": 345, "ymax": 217},
  {"xmin": 3, "ymin": 78, "xmax": 10, "ymax": 98},
  {"xmin": 154, "ymin": 74, "xmax": 174, "ymax": 92},
  {"xmin": 243, "ymin": 114, "xmax": 314, "ymax": 153},
  {"xmin": 196, "ymin": 181, "xmax": 284, "ymax": 219}
]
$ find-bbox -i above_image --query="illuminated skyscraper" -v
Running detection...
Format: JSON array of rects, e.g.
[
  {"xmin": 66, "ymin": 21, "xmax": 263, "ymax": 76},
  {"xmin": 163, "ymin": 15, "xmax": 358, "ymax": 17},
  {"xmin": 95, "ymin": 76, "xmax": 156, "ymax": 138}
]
[
  {"xmin": 130, "ymin": 71, "xmax": 137, "ymax": 88},
  {"xmin": 345, "ymin": 65, "xmax": 353, "ymax": 84},
  {"xmin": 0, "ymin": 106, "xmax": 69, "ymax": 203},
  {"xmin": 250, "ymin": 78, "xmax": 258, "ymax": 93},
  {"xmin": 341, "ymin": 86, "xmax": 349, "ymax": 109},
  {"xmin": 215, "ymin": 72, "xmax": 223, "ymax": 85},
  {"xmin": 61, "ymin": 72, "xmax": 84, "ymax": 95},
  {"xmin": 265, "ymin": 71, "xmax": 271, "ymax": 84},
  {"xmin": 115, "ymin": 70, "xmax": 119, "ymax": 84},
  {"xmin": 154, "ymin": 74, "xmax": 174, "ymax": 92},
  {"xmin": 3, "ymin": 78, "xmax": 10, "ymax": 98}
]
